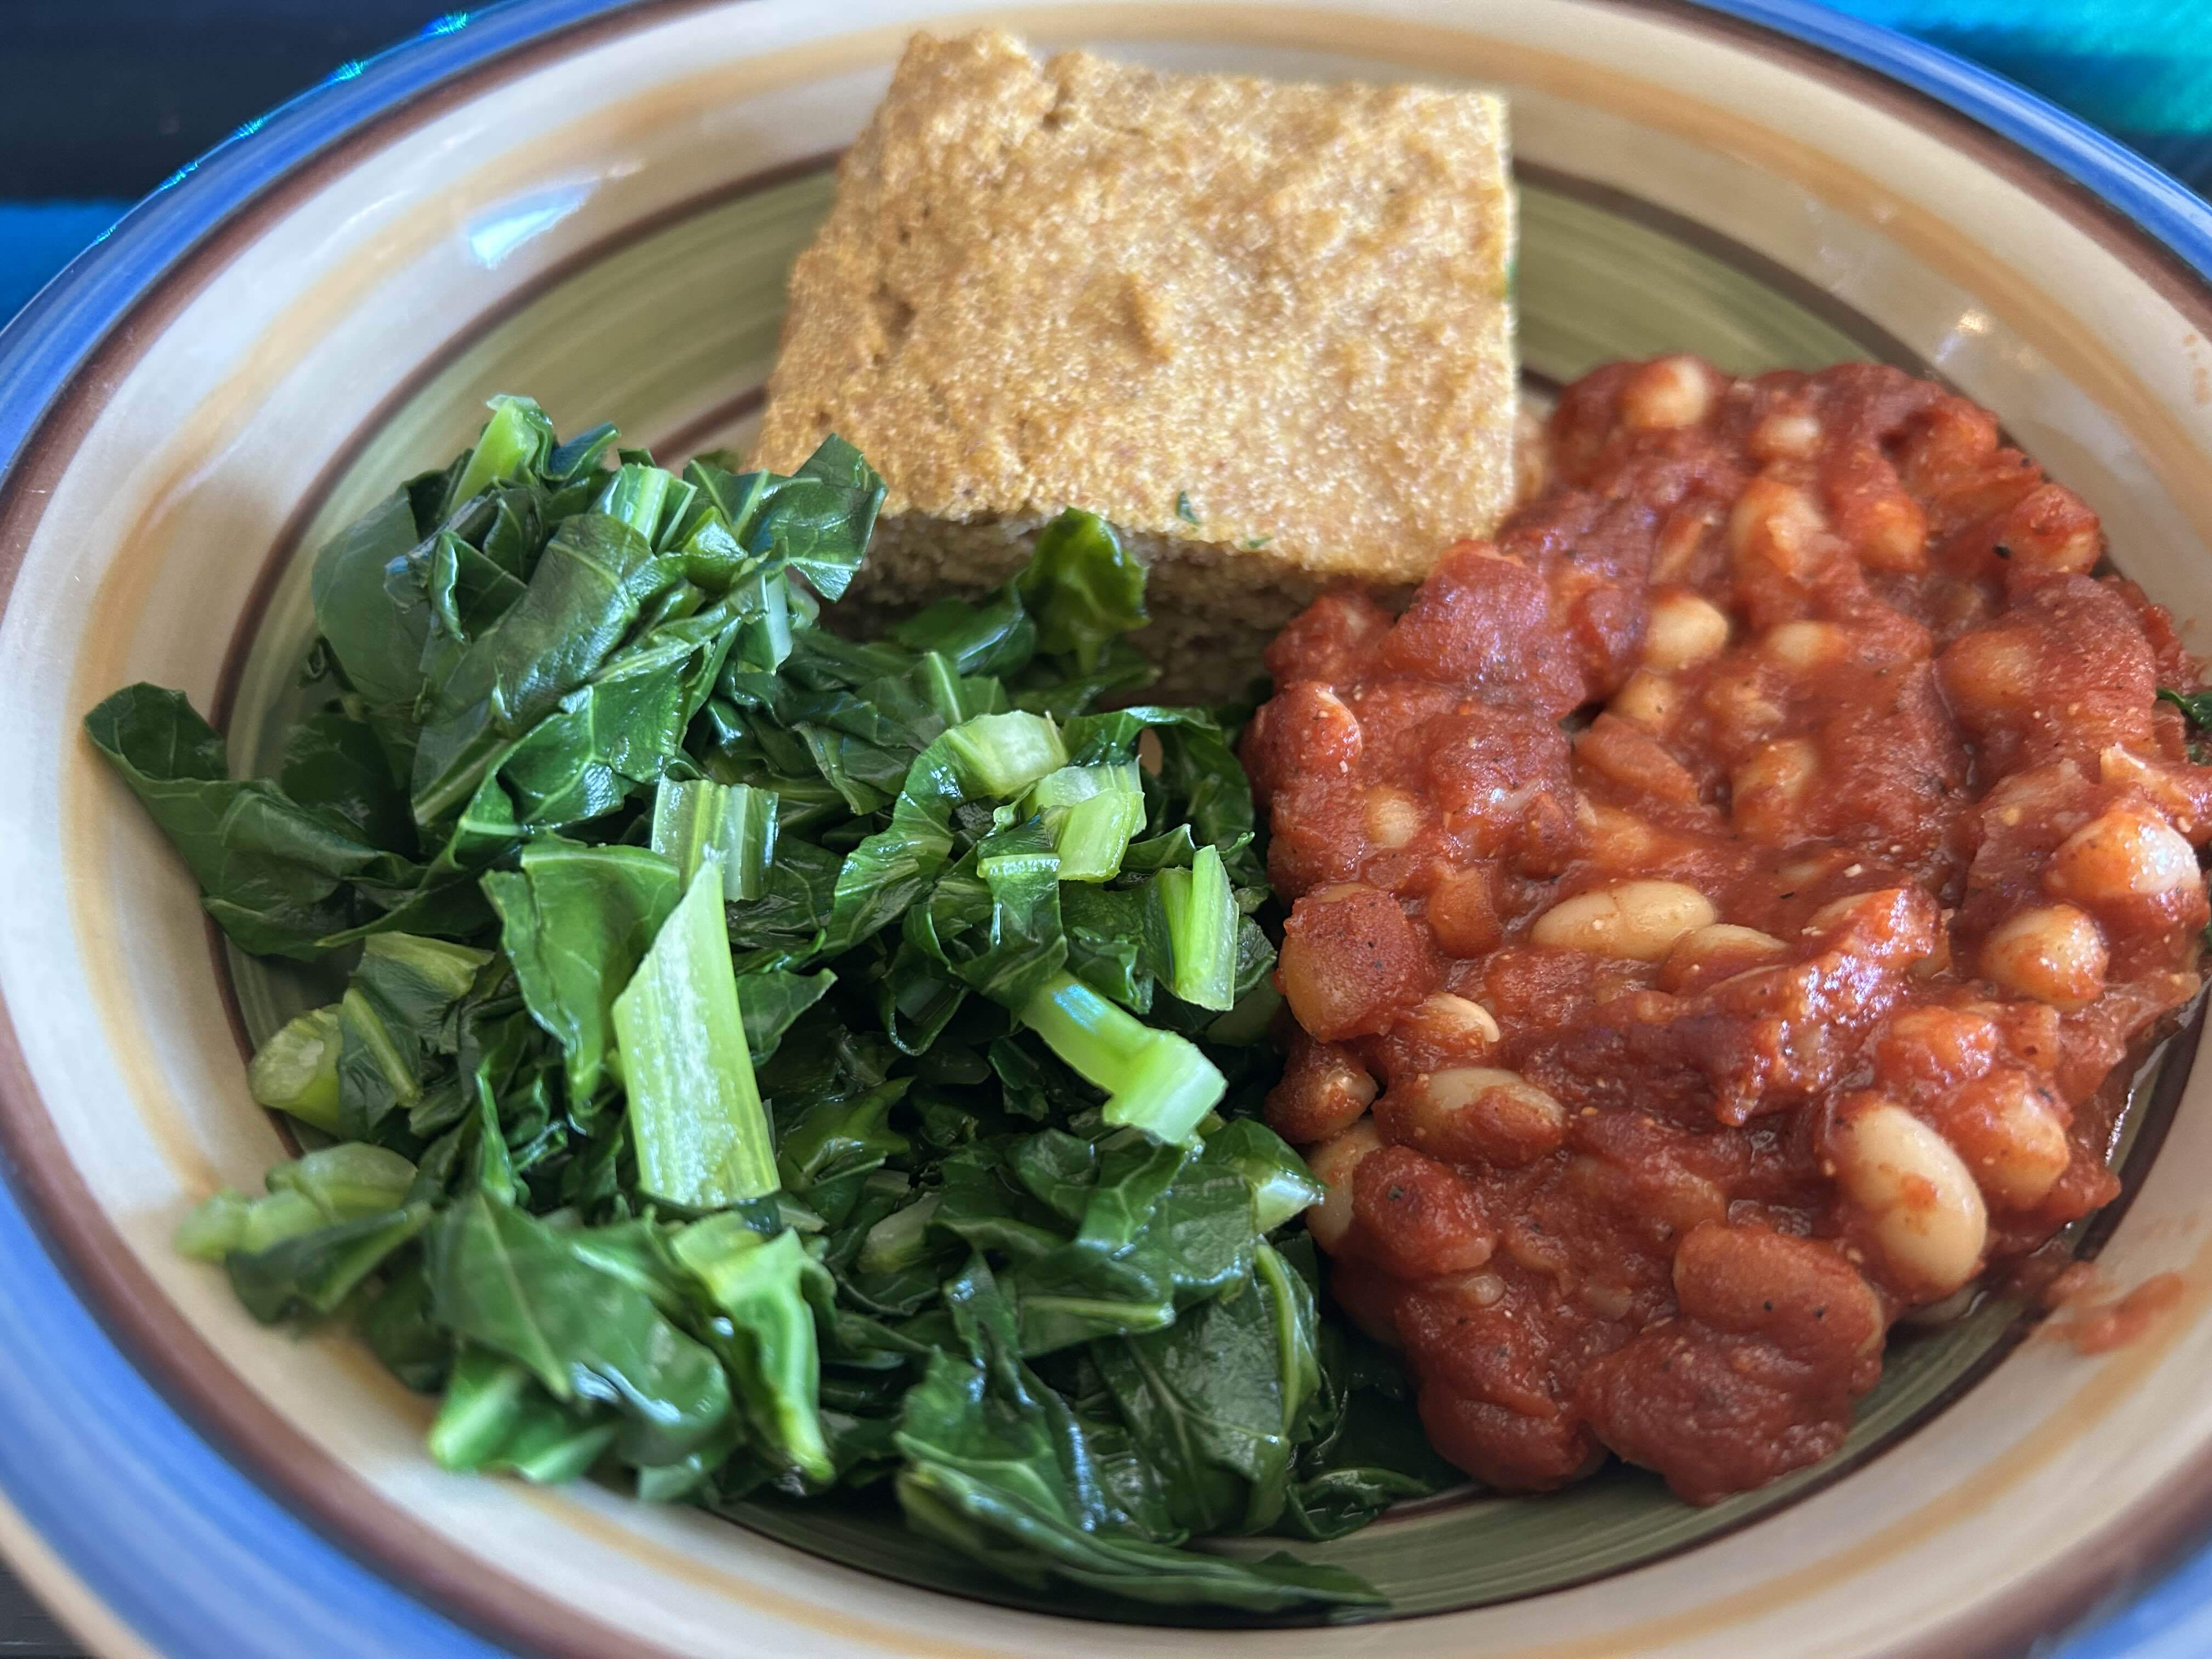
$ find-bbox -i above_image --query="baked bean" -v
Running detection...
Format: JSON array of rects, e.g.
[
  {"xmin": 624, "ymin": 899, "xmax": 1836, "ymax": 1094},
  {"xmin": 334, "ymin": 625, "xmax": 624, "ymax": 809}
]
[
  {"xmin": 1351, "ymin": 1145, "xmax": 1497, "ymax": 1278},
  {"xmin": 1426, "ymin": 864, "xmax": 1502, "ymax": 957},
  {"xmin": 1530, "ymin": 879, "xmax": 1717, "ymax": 961},
  {"xmin": 1365, "ymin": 786, "xmax": 1427, "ymax": 849},
  {"xmin": 1987, "ymin": 999, "xmax": 2065, "ymax": 1068},
  {"xmin": 1418, "ymin": 1384, "xmax": 1598, "ymax": 1494},
  {"xmin": 1250, "ymin": 360, "xmax": 2210, "ymax": 1507},
  {"xmin": 1404, "ymin": 992, "xmax": 1502, "ymax": 1051},
  {"xmin": 1730, "ymin": 737, "xmax": 1819, "ymax": 840},
  {"xmin": 1264, "ymin": 1034, "xmax": 1378, "ymax": 1145},
  {"xmin": 1612, "ymin": 669, "xmax": 1683, "ymax": 731},
  {"xmin": 1514, "ymin": 404, "xmax": 1552, "ymax": 503},
  {"xmin": 1438, "ymin": 1269, "xmax": 1506, "ymax": 1308},
  {"xmin": 1652, "ymin": 505, "xmax": 1714, "ymax": 583},
  {"xmin": 1877, "ymin": 1006, "xmax": 2001, "ymax": 1091},
  {"xmin": 1936, "ymin": 1070, "xmax": 2070, "ymax": 1209},
  {"xmin": 1804, "ymin": 888, "xmax": 1911, "ymax": 938},
  {"xmin": 1517, "ymin": 792, "xmax": 1584, "ymax": 879},
  {"xmin": 1658, "ymin": 922, "xmax": 1789, "ymax": 991},
  {"xmin": 1855, "ymin": 491, "xmax": 1929, "ymax": 573},
  {"xmin": 1578, "ymin": 802, "xmax": 1672, "ymax": 871},
  {"xmin": 1582, "ymin": 1281, "xmax": 1635, "ymax": 1319},
  {"xmin": 1263, "ymin": 589, "xmax": 1392, "ymax": 685},
  {"xmin": 1729, "ymin": 477, "xmax": 1827, "ymax": 576},
  {"xmin": 1938, "ymin": 629, "xmax": 2036, "ymax": 714},
  {"xmin": 1323, "ymin": 1260, "xmax": 1408, "ymax": 1355},
  {"xmin": 1750, "ymin": 410, "xmax": 1821, "ymax": 461},
  {"xmin": 1762, "ymin": 620, "xmax": 1850, "ymax": 669},
  {"xmin": 1831, "ymin": 1099, "xmax": 1989, "ymax": 1298},
  {"xmin": 1644, "ymin": 589, "xmax": 1731, "ymax": 671},
  {"xmin": 1304, "ymin": 1119, "xmax": 1384, "ymax": 1253},
  {"xmin": 1672, "ymin": 1222, "xmax": 1884, "ymax": 1363},
  {"xmin": 1911, "ymin": 932, "xmax": 1953, "ymax": 979},
  {"xmin": 1683, "ymin": 922, "xmax": 1787, "ymax": 960},
  {"xmin": 2100, "ymin": 746, "xmax": 2203, "ymax": 832},
  {"xmin": 1566, "ymin": 1150, "xmax": 1729, "ymax": 1237},
  {"xmin": 1244, "ymin": 681, "xmax": 1362, "ymax": 783},
  {"xmin": 1776, "ymin": 848, "xmax": 1854, "ymax": 888},
  {"xmin": 1279, "ymin": 882, "xmax": 1434, "ymax": 1041},
  {"xmin": 2047, "ymin": 806, "xmax": 2200, "ymax": 900},
  {"xmin": 1377, "ymin": 1066, "xmax": 1567, "ymax": 1167},
  {"xmin": 1703, "ymin": 673, "xmax": 1785, "ymax": 744},
  {"xmin": 1995, "ymin": 482, "xmax": 2102, "ymax": 576},
  {"xmin": 1308, "ymin": 684, "xmax": 1361, "ymax": 753},
  {"xmin": 1575, "ymin": 713, "xmax": 1701, "ymax": 803},
  {"xmin": 1621, "ymin": 355, "xmax": 1716, "ymax": 431},
  {"xmin": 1980, "ymin": 904, "xmax": 2107, "ymax": 1011},
  {"xmin": 1803, "ymin": 889, "xmax": 1937, "ymax": 972}
]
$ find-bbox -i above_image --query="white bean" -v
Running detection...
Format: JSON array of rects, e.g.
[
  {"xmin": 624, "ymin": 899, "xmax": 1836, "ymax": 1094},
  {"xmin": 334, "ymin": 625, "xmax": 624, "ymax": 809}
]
[
  {"xmin": 1530, "ymin": 879, "xmax": 1717, "ymax": 961},
  {"xmin": 1621, "ymin": 356, "xmax": 1716, "ymax": 431},
  {"xmin": 1731, "ymin": 737, "xmax": 1820, "ymax": 839},
  {"xmin": 1859, "ymin": 492, "xmax": 1929, "ymax": 572},
  {"xmin": 1704, "ymin": 673, "xmax": 1785, "ymax": 743},
  {"xmin": 1831, "ymin": 1100, "xmax": 1988, "ymax": 1297},
  {"xmin": 1407, "ymin": 993, "xmax": 1501, "ymax": 1050},
  {"xmin": 1653, "ymin": 505, "xmax": 1714, "ymax": 583},
  {"xmin": 1803, "ymin": 888, "xmax": 1935, "ymax": 971},
  {"xmin": 1751, "ymin": 410, "xmax": 1821, "ymax": 460},
  {"xmin": 1943, "ymin": 1071, "xmax": 2072, "ymax": 1209},
  {"xmin": 1579, "ymin": 802, "xmax": 1670, "ymax": 870},
  {"xmin": 1440, "ymin": 1269, "xmax": 1506, "ymax": 1309},
  {"xmin": 1680, "ymin": 922, "xmax": 1787, "ymax": 957},
  {"xmin": 1728, "ymin": 477, "xmax": 1827, "ymax": 574},
  {"xmin": 1644, "ymin": 590, "xmax": 1731, "ymax": 672},
  {"xmin": 1980, "ymin": 904, "xmax": 2107, "ymax": 1011},
  {"xmin": 1940, "ymin": 630, "xmax": 2036, "ymax": 713},
  {"xmin": 1663, "ymin": 922, "xmax": 1788, "ymax": 986},
  {"xmin": 1390, "ymin": 1066, "xmax": 1567, "ymax": 1167},
  {"xmin": 1364, "ymin": 786, "xmax": 1426, "ymax": 850},
  {"xmin": 1426, "ymin": 865, "xmax": 1500, "ymax": 957},
  {"xmin": 1805, "ymin": 888, "xmax": 1911, "ymax": 935},
  {"xmin": 1304, "ymin": 1120, "xmax": 1384, "ymax": 1254},
  {"xmin": 1263, "ymin": 1040, "xmax": 1378, "ymax": 1144},
  {"xmin": 1762, "ymin": 620, "xmax": 1850, "ymax": 669},
  {"xmin": 2047, "ymin": 807, "xmax": 2201, "ymax": 900},
  {"xmin": 1582, "ymin": 1281, "xmax": 1635, "ymax": 1319},
  {"xmin": 1612, "ymin": 669, "xmax": 1684, "ymax": 731},
  {"xmin": 2100, "ymin": 745, "xmax": 2198, "ymax": 826}
]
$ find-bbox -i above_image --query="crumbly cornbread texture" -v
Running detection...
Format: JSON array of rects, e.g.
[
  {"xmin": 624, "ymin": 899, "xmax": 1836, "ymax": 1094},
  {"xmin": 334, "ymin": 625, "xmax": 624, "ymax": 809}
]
[{"xmin": 752, "ymin": 30, "xmax": 1516, "ymax": 696}]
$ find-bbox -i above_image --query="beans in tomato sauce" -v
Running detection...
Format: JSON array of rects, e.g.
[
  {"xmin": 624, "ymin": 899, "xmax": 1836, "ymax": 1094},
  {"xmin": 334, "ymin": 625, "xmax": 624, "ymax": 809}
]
[{"xmin": 1244, "ymin": 359, "xmax": 2210, "ymax": 1504}]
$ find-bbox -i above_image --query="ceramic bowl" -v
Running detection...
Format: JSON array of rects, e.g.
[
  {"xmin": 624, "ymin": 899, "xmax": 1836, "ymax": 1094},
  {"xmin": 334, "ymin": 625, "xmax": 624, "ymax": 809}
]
[{"xmin": 7, "ymin": 2, "xmax": 2212, "ymax": 1655}]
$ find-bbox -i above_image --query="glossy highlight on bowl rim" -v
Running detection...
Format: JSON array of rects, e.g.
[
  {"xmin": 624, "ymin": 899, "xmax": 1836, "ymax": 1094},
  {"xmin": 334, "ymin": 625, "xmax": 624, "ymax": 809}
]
[{"xmin": 4, "ymin": 2, "xmax": 2212, "ymax": 1656}]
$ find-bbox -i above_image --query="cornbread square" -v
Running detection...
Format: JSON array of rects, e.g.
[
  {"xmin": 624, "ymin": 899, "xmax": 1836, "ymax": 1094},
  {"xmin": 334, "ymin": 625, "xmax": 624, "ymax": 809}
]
[{"xmin": 752, "ymin": 30, "xmax": 1516, "ymax": 696}]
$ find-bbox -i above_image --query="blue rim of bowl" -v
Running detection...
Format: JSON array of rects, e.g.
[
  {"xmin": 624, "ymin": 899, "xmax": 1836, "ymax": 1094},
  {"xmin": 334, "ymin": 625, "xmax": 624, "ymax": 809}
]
[{"xmin": 2, "ymin": 3, "xmax": 2211, "ymax": 1656}]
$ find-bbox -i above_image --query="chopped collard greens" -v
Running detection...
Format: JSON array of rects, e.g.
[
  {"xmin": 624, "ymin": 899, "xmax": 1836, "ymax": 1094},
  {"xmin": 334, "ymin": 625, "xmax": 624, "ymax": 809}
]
[{"xmin": 91, "ymin": 398, "xmax": 1449, "ymax": 1617}]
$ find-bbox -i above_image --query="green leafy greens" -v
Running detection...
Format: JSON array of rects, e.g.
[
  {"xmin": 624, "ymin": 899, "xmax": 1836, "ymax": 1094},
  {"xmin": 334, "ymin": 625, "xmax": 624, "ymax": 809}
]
[{"xmin": 88, "ymin": 401, "xmax": 1443, "ymax": 1618}]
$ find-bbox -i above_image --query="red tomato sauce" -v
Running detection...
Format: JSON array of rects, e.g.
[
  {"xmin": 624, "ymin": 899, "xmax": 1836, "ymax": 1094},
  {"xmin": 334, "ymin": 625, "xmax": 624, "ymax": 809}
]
[
  {"xmin": 1244, "ymin": 359, "xmax": 2210, "ymax": 1504},
  {"xmin": 2042, "ymin": 1268, "xmax": 2189, "ymax": 1355}
]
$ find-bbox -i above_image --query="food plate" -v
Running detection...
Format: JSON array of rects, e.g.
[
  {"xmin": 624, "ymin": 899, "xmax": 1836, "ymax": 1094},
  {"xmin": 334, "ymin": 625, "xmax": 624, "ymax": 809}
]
[{"xmin": 5, "ymin": 1, "xmax": 2212, "ymax": 1655}]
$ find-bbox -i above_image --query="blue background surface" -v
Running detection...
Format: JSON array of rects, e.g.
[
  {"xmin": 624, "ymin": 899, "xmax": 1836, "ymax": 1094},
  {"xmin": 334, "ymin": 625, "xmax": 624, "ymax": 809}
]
[
  {"xmin": 4, "ymin": 1, "xmax": 2212, "ymax": 325},
  {"xmin": 1, "ymin": 3, "xmax": 2210, "ymax": 1657}
]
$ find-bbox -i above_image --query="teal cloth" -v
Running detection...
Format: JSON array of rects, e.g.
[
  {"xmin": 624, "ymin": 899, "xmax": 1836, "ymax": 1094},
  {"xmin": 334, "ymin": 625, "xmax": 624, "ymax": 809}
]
[
  {"xmin": 1842, "ymin": 0, "xmax": 2212, "ymax": 185},
  {"xmin": 3, "ymin": 2, "xmax": 2210, "ymax": 324}
]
